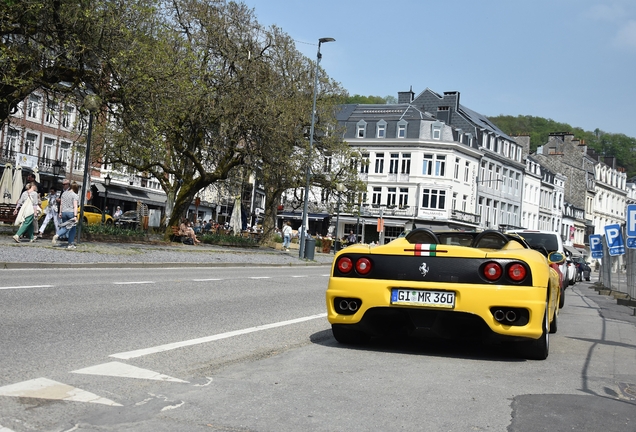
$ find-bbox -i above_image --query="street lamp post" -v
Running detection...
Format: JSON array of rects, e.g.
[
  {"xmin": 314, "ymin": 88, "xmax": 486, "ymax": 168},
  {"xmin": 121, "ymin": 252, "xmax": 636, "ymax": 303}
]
[
  {"xmin": 299, "ymin": 37, "xmax": 335, "ymax": 260},
  {"xmin": 76, "ymin": 94, "xmax": 100, "ymax": 243},
  {"xmin": 102, "ymin": 173, "xmax": 111, "ymax": 224},
  {"xmin": 334, "ymin": 183, "xmax": 345, "ymax": 254}
]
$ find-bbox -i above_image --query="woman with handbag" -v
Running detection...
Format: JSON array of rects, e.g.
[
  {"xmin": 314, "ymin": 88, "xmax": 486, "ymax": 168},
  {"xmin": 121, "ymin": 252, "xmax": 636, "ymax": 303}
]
[{"xmin": 12, "ymin": 182, "xmax": 40, "ymax": 243}]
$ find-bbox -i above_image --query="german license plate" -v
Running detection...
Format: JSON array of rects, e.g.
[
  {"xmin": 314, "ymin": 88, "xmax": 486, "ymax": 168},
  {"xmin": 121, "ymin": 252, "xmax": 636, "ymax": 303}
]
[{"xmin": 391, "ymin": 288, "xmax": 455, "ymax": 308}]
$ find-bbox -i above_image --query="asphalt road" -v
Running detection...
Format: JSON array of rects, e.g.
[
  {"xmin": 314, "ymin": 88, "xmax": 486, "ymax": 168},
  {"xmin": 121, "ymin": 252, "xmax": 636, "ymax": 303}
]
[{"xmin": 0, "ymin": 266, "xmax": 635, "ymax": 432}]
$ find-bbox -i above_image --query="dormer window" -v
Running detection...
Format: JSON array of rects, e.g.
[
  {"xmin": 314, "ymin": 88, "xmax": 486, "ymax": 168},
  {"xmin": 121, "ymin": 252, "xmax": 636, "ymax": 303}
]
[
  {"xmin": 432, "ymin": 121, "xmax": 443, "ymax": 140},
  {"xmin": 356, "ymin": 120, "xmax": 367, "ymax": 138},
  {"xmin": 376, "ymin": 120, "xmax": 387, "ymax": 138},
  {"xmin": 397, "ymin": 120, "xmax": 407, "ymax": 138}
]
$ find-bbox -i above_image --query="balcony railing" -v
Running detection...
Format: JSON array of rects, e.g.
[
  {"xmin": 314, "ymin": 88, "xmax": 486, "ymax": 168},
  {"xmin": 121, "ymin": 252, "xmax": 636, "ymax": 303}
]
[
  {"xmin": 450, "ymin": 209, "xmax": 481, "ymax": 225},
  {"xmin": 360, "ymin": 204, "xmax": 415, "ymax": 218},
  {"xmin": 1, "ymin": 147, "xmax": 67, "ymax": 174}
]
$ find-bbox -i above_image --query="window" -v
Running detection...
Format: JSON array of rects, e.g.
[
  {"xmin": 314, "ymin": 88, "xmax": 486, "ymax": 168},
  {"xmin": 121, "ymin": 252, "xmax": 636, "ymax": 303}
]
[
  {"xmin": 399, "ymin": 188, "xmax": 409, "ymax": 207},
  {"xmin": 26, "ymin": 95, "xmax": 42, "ymax": 120},
  {"xmin": 43, "ymin": 137, "xmax": 55, "ymax": 160},
  {"xmin": 360, "ymin": 153, "xmax": 369, "ymax": 174},
  {"xmin": 397, "ymin": 120, "xmax": 407, "ymax": 138},
  {"xmin": 61, "ymin": 105, "xmax": 75, "ymax": 129},
  {"xmin": 6, "ymin": 128, "xmax": 19, "ymax": 152},
  {"xmin": 464, "ymin": 161, "xmax": 470, "ymax": 182},
  {"xmin": 462, "ymin": 195, "xmax": 467, "ymax": 212},
  {"xmin": 372, "ymin": 187, "xmax": 382, "ymax": 205},
  {"xmin": 435, "ymin": 155, "xmax": 446, "ymax": 176},
  {"xmin": 25, "ymin": 133, "xmax": 38, "ymax": 156},
  {"xmin": 387, "ymin": 188, "xmax": 396, "ymax": 206},
  {"xmin": 422, "ymin": 188, "xmax": 446, "ymax": 209},
  {"xmin": 60, "ymin": 141, "xmax": 71, "ymax": 167},
  {"xmin": 73, "ymin": 147, "xmax": 84, "ymax": 171},
  {"xmin": 432, "ymin": 121, "xmax": 442, "ymax": 140},
  {"xmin": 356, "ymin": 120, "xmax": 367, "ymax": 138},
  {"xmin": 454, "ymin": 158, "xmax": 460, "ymax": 180},
  {"xmin": 323, "ymin": 156, "xmax": 332, "ymax": 173},
  {"xmin": 401, "ymin": 153, "xmax": 411, "ymax": 174},
  {"xmin": 389, "ymin": 153, "xmax": 399, "ymax": 174},
  {"xmin": 423, "ymin": 154, "xmax": 433, "ymax": 175},
  {"xmin": 45, "ymin": 100, "xmax": 58, "ymax": 125},
  {"xmin": 452, "ymin": 192, "xmax": 457, "ymax": 210},
  {"xmin": 495, "ymin": 167, "xmax": 501, "ymax": 190},
  {"xmin": 374, "ymin": 153, "xmax": 384, "ymax": 174},
  {"xmin": 376, "ymin": 120, "xmax": 387, "ymax": 138}
]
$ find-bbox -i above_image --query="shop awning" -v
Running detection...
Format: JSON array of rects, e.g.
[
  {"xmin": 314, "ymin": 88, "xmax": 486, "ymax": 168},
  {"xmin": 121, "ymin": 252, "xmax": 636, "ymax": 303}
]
[
  {"xmin": 564, "ymin": 245, "xmax": 582, "ymax": 257},
  {"xmin": 95, "ymin": 183, "xmax": 167, "ymax": 207}
]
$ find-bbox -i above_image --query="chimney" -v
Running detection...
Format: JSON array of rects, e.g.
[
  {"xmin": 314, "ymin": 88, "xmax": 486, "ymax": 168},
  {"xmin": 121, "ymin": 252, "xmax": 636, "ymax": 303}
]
[
  {"xmin": 398, "ymin": 86, "xmax": 415, "ymax": 104},
  {"xmin": 443, "ymin": 91, "xmax": 460, "ymax": 110}
]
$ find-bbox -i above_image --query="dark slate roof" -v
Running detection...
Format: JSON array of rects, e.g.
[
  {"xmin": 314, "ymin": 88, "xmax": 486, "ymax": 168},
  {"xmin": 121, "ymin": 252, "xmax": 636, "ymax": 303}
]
[
  {"xmin": 337, "ymin": 103, "xmax": 434, "ymax": 122},
  {"xmin": 457, "ymin": 104, "xmax": 515, "ymax": 141}
]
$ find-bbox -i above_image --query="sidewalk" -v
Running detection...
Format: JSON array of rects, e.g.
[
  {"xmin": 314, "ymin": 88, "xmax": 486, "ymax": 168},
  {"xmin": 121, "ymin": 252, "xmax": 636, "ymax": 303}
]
[{"xmin": 0, "ymin": 232, "xmax": 335, "ymax": 269}]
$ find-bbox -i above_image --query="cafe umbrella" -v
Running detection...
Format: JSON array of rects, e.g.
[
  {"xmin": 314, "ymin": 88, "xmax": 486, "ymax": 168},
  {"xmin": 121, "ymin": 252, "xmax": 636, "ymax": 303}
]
[
  {"xmin": 0, "ymin": 163, "xmax": 13, "ymax": 204},
  {"xmin": 11, "ymin": 165, "xmax": 23, "ymax": 203}
]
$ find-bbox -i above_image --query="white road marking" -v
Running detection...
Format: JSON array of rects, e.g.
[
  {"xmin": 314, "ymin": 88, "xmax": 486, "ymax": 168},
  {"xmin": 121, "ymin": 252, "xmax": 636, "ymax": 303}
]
[
  {"xmin": 0, "ymin": 378, "xmax": 121, "ymax": 406},
  {"xmin": 0, "ymin": 425, "xmax": 16, "ymax": 432},
  {"xmin": 248, "ymin": 276, "xmax": 271, "ymax": 279},
  {"xmin": 0, "ymin": 285, "xmax": 54, "ymax": 290},
  {"xmin": 161, "ymin": 401, "xmax": 185, "ymax": 411},
  {"xmin": 71, "ymin": 361, "xmax": 188, "ymax": 383},
  {"xmin": 112, "ymin": 281, "xmax": 154, "ymax": 285},
  {"xmin": 110, "ymin": 313, "xmax": 328, "ymax": 360},
  {"xmin": 291, "ymin": 275, "xmax": 307, "ymax": 278},
  {"xmin": 192, "ymin": 278, "xmax": 222, "ymax": 281},
  {"xmin": 321, "ymin": 274, "xmax": 331, "ymax": 277}
]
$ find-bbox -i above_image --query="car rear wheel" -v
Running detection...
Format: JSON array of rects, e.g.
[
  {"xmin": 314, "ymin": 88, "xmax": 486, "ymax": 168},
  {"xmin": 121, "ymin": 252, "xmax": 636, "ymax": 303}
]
[
  {"xmin": 105, "ymin": 219, "xmax": 113, "ymax": 225},
  {"xmin": 519, "ymin": 301, "xmax": 549, "ymax": 360},
  {"xmin": 331, "ymin": 324, "xmax": 370, "ymax": 344},
  {"xmin": 558, "ymin": 286, "xmax": 565, "ymax": 309}
]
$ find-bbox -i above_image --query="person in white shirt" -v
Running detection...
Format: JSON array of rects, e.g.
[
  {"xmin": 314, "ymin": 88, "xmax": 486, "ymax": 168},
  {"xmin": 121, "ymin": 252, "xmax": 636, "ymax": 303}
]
[
  {"xmin": 282, "ymin": 221, "xmax": 292, "ymax": 251},
  {"xmin": 38, "ymin": 187, "xmax": 60, "ymax": 237}
]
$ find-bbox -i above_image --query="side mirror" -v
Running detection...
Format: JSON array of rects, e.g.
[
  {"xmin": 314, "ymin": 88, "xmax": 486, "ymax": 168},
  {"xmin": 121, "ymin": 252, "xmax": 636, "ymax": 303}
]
[{"xmin": 548, "ymin": 251, "xmax": 565, "ymax": 264}]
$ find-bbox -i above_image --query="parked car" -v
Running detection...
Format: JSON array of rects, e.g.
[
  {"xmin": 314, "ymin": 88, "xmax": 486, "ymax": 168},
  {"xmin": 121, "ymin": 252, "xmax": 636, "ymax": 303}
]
[
  {"xmin": 114, "ymin": 210, "xmax": 140, "ymax": 229},
  {"xmin": 327, "ymin": 229, "xmax": 564, "ymax": 360},
  {"xmin": 565, "ymin": 255, "xmax": 577, "ymax": 286},
  {"xmin": 506, "ymin": 229, "xmax": 568, "ymax": 308},
  {"xmin": 40, "ymin": 199, "xmax": 113, "ymax": 226},
  {"xmin": 81, "ymin": 205, "xmax": 114, "ymax": 225}
]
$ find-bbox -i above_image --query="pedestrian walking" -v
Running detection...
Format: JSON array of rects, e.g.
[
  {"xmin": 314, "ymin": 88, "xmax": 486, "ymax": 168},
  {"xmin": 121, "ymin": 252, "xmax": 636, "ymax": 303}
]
[
  {"xmin": 38, "ymin": 186, "xmax": 60, "ymax": 237},
  {"xmin": 52, "ymin": 179, "xmax": 79, "ymax": 249},
  {"xmin": 282, "ymin": 221, "xmax": 292, "ymax": 251},
  {"xmin": 12, "ymin": 182, "xmax": 40, "ymax": 243},
  {"xmin": 25, "ymin": 173, "xmax": 42, "ymax": 235}
]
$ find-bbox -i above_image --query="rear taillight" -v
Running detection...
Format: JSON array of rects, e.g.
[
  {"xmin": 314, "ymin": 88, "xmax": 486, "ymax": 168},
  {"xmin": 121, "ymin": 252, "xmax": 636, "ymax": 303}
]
[
  {"xmin": 355, "ymin": 258, "xmax": 372, "ymax": 275},
  {"xmin": 337, "ymin": 257, "xmax": 353, "ymax": 273},
  {"xmin": 508, "ymin": 263, "xmax": 527, "ymax": 282},
  {"xmin": 483, "ymin": 262, "xmax": 503, "ymax": 281}
]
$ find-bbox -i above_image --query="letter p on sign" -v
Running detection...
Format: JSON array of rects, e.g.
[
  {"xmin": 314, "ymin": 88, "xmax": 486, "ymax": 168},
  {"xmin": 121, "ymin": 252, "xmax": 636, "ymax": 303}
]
[{"xmin": 628, "ymin": 204, "xmax": 636, "ymax": 237}]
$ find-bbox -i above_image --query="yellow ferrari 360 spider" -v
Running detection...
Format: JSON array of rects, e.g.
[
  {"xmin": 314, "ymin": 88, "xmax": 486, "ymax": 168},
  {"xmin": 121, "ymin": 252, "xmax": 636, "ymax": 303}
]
[{"xmin": 326, "ymin": 229, "xmax": 565, "ymax": 360}]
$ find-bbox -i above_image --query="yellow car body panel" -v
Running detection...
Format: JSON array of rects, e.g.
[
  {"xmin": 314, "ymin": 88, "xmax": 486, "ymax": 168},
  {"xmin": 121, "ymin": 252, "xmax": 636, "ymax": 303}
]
[
  {"xmin": 326, "ymin": 235, "xmax": 561, "ymax": 341},
  {"xmin": 40, "ymin": 199, "xmax": 113, "ymax": 225}
]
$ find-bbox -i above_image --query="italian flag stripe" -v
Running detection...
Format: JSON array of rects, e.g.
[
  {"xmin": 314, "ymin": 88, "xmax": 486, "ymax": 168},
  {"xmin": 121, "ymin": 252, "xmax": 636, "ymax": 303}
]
[{"xmin": 414, "ymin": 244, "xmax": 437, "ymax": 256}]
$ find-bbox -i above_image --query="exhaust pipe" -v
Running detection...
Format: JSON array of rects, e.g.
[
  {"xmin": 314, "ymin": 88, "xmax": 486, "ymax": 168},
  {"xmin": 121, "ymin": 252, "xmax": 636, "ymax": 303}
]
[
  {"xmin": 493, "ymin": 309, "xmax": 505, "ymax": 322},
  {"xmin": 339, "ymin": 299, "xmax": 350, "ymax": 311},
  {"xmin": 348, "ymin": 300, "xmax": 359, "ymax": 312},
  {"xmin": 505, "ymin": 310, "xmax": 517, "ymax": 323}
]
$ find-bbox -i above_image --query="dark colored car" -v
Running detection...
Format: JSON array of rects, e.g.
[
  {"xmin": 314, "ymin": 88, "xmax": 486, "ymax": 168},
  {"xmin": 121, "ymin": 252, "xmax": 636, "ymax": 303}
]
[{"xmin": 115, "ymin": 210, "xmax": 140, "ymax": 229}]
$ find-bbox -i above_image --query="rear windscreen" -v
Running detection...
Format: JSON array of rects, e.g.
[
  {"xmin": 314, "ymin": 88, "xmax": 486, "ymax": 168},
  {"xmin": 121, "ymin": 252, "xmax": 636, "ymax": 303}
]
[{"xmin": 517, "ymin": 233, "xmax": 559, "ymax": 252}]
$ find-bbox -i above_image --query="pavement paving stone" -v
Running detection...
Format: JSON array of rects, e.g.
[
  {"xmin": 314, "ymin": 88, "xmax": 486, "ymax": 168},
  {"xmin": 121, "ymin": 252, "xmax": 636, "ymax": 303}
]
[{"xmin": 0, "ymin": 232, "xmax": 335, "ymax": 268}]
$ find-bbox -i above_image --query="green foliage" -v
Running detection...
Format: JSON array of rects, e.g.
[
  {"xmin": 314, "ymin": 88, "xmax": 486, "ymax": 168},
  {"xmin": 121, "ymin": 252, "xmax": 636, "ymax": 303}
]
[
  {"xmin": 199, "ymin": 233, "xmax": 258, "ymax": 247},
  {"xmin": 488, "ymin": 115, "xmax": 636, "ymax": 177},
  {"xmin": 83, "ymin": 224, "xmax": 146, "ymax": 237},
  {"xmin": 345, "ymin": 94, "xmax": 389, "ymax": 104}
]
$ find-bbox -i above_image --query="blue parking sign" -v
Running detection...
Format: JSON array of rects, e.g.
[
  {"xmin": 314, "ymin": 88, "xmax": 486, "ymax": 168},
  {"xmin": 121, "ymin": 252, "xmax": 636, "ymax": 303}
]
[
  {"xmin": 589, "ymin": 234, "xmax": 603, "ymax": 259},
  {"xmin": 604, "ymin": 224, "xmax": 625, "ymax": 256},
  {"xmin": 628, "ymin": 204, "xmax": 636, "ymax": 237}
]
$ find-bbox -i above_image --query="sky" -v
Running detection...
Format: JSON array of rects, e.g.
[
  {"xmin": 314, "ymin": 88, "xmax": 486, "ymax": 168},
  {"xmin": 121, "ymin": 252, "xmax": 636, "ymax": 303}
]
[{"xmin": 241, "ymin": 0, "xmax": 636, "ymax": 138}]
